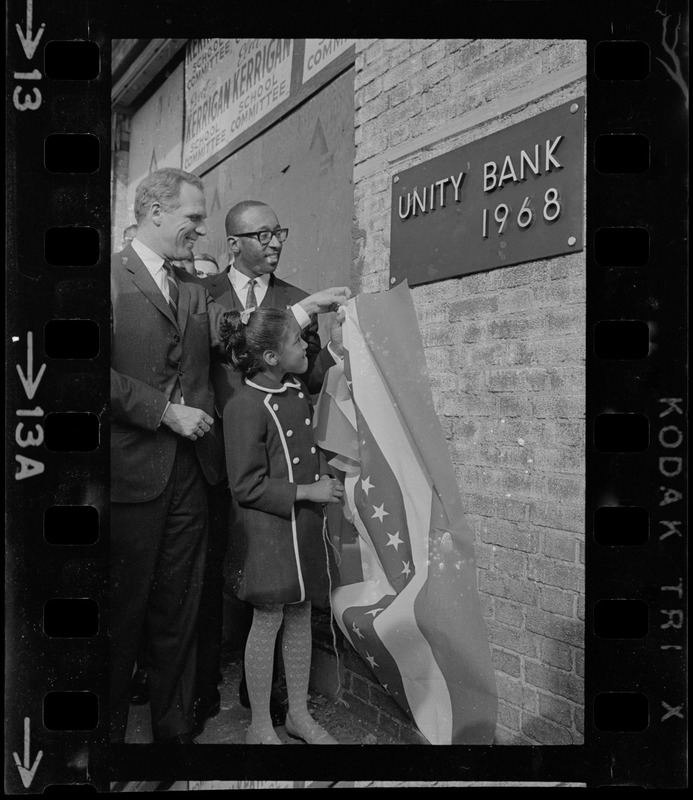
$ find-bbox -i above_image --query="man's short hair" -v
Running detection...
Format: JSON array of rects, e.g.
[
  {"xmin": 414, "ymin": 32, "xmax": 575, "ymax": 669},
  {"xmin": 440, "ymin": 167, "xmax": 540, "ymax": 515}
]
[
  {"xmin": 194, "ymin": 253, "xmax": 219, "ymax": 268},
  {"xmin": 224, "ymin": 200, "xmax": 270, "ymax": 237},
  {"xmin": 134, "ymin": 168, "xmax": 204, "ymax": 224}
]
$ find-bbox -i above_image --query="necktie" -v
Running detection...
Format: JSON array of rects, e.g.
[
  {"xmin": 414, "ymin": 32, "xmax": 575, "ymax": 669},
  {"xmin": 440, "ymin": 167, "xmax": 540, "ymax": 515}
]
[
  {"xmin": 163, "ymin": 261, "xmax": 183, "ymax": 403},
  {"xmin": 163, "ymin": 260, "xmax": 179, "ymax": 318},
  {"xmin": 245, "ymin": 279, "xmax": 258, "ymax": 311}
]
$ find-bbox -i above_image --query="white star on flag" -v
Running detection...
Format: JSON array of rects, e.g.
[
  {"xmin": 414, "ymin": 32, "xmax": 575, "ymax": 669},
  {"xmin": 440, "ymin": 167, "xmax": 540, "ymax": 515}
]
[
  {"xmin": 366, "ymin": 653, "xmax": 379, "ymax": 669},
  {"xmin": 371, "ymin": 503, "xmax": 389, "ymax": 522},
  {"xmin": 361, "ymin": 475, "xmax": 374, "ymax": 495},
  {"xmin": 386, "ymin": 531, "xmax": 403, "ymax": 550},
  {"xmin": 352, "ymin": 622, "xmax": 365, "ymax": 640},
  {"xmin": 401, "ymin": 561, "xmax": 412, "ymax": 577}
]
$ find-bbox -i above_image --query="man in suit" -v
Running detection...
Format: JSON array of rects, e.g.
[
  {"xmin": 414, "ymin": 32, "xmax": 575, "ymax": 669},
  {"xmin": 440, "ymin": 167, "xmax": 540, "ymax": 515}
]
[
  {"xmin": 121, "ymin": 223, "xmax": 138, "ymax": 251},
  {"xmin": 206, "ymin": 200, "xmax": 343, "ymax": 413},
  {"xmin": 196, "ymin": 200, "xmax": 346, "ymax": 731},
  {"xmin": 110, "ymin": 167, "xmax": 227, "ymax": 745},
  {"xmin": 111, "ymin": 172, "xmax": 350, "ymax": 744},
  {"xmin": 193, "ymin": 253, "xmax": 221, "ymax": 278}
]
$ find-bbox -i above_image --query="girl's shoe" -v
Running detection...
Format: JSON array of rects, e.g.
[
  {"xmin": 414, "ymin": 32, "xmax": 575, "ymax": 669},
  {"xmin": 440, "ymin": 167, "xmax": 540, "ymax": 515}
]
[
  {"xmin": 245, "ymin": 727, "xmax": 282, "ymax": 744},
  {"xmin": 285, "ymin": 712, "xmax": 338, "ymax": 745}
]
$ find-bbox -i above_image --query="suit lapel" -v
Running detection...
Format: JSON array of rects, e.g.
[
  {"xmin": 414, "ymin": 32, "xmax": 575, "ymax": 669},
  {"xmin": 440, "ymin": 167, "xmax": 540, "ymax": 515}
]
[
  {"xmin": 267, "ymin": 275, "xmax": 290, "ymax": 310},
  {"xmin": 123, "ymin": 246, "xmax": 178, "ymax": 329},
  {"xmin": 208, "ymin": 272, "xmax": 240, "ymax": 311}
]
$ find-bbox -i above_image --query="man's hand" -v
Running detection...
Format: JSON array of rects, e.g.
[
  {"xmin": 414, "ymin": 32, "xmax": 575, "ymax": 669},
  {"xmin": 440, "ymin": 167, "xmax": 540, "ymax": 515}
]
[
  {"xmin": 161, "ymin": 404, "xmax": 214, "ymax": 440},
  {"xmin": 299, "ymin": 286, "xmax": 352, "ymax": 316},
  {"xmin": 329, "ymin": 312, "xmax": 345, "ymax": 357}
]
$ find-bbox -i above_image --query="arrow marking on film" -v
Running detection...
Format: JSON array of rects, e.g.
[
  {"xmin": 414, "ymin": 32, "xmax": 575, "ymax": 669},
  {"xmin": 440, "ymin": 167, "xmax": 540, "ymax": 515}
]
[
  {"xmin": 16, "ymin": 0, "xmax": 46, "ymax": 61},
  {"xmin": 13, "ymin": 717, "xmax": 43, "ymax": 789},
  {"xmin": 16, "ymin": 331, "xmax": 46, "ymax": 400}
]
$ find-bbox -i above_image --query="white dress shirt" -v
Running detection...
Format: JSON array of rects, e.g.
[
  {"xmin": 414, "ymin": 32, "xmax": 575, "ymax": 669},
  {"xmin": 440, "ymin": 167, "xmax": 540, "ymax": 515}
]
[
  {"xmin": 227, "ymin": 266, "xmax": 311, "ymax": 329},
  {"xmin": 131, "ymin": 238, "xmax": 173, "ymax": 303}
]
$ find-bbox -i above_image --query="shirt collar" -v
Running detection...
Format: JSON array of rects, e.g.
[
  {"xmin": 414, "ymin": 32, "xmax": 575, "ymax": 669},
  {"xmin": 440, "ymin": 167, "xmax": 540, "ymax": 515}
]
[
  {"xmin": 228, "ymin": 266, "xmax": 270, "ymax": 293},
  {"xmin": 131, "ymin": 237, "xmax": 166, "ymax": 274}
]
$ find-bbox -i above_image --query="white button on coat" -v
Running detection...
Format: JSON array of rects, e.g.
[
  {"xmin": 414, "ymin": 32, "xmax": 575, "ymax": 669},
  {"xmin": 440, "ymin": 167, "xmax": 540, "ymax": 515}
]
[
  {"xmin": 286, "ymin": 430, "xmax": 293, "ymax": 437},
  {"xmin": 293, "ymin": 457, "xmax": 300, "ymax": 464},
  {"xmin": 273, "ymin": 404, "xmax": 279, "ymax": 411},
  {"xmin": 298, "ymin": 392, "xmax": 304, "ymax": 398},
  {"xmin": 314, "ymin": 474, "xmax": 320, "ymax": 481},
  {"xmin": 305, "ymin": 418, "xmax": 310, "ymax": 425},
  {"xmin": 311, "ymin": 447, "xmax": 316, "ymax": 453}
]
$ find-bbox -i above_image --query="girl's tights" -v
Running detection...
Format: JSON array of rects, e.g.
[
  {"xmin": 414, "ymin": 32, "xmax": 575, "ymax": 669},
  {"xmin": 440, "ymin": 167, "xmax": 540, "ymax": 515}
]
[{"xmin": 244, "ymin": 600, "xmax": 313, "ymax": 741}]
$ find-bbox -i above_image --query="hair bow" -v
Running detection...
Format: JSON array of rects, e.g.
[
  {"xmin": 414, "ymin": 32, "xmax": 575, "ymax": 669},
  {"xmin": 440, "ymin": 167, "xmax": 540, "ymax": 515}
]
[{"xmin": 240, "ymin": 307, "xmax": 255, "ymax": 325}]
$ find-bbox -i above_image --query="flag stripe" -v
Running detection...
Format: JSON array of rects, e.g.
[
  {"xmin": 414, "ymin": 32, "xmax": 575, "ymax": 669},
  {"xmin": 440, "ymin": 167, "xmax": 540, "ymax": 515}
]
[
  {"xmin": 316, "ymin": 285, "xmax": 497, "ymax": 744},
  {"xmin": 355, "ymin": 283, "xmax": 471, "ymax": 536},
  {"xmin": 351, "ymin": 404, "xmax": 414, "ymax": 594},
  {"xmin": 341, "ymin": 302, "xmax": 454, "ymax": 743}
]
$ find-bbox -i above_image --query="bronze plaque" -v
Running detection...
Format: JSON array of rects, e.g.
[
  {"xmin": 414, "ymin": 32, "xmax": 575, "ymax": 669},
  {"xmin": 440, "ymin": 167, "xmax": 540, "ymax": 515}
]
[{"xmin": 390, "ymin": 98, "xmax": 585, "ymax": 287}]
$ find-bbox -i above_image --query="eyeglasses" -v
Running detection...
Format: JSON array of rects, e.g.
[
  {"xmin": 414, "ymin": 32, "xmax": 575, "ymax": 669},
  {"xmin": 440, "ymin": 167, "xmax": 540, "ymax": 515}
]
[{"xmin": 229, "ymin": 228, "xmax": 289, "ymax": 246}]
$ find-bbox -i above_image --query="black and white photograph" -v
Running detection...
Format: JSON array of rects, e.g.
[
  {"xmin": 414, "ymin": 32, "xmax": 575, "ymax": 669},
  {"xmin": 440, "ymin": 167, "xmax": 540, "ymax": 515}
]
[
  {"xmin": 109, "ymin": 35, "xmax": 586, "ymax": 753},
  {"xmin": 5, "ymin": 1, "xmax": 688, "ymax": 793}
]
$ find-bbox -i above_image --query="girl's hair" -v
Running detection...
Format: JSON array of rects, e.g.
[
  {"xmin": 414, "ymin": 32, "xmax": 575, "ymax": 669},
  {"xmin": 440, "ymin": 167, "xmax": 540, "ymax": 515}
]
[{"xmin": 220, "ymin": 307, "xmax": 294, "ymax": 377}]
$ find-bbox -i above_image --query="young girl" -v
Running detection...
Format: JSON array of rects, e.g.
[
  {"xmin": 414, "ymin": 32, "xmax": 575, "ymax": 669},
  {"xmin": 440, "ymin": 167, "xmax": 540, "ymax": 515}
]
[{"xmin": 220, "ymin": 307, "xmax": 344, "ymax": 745}]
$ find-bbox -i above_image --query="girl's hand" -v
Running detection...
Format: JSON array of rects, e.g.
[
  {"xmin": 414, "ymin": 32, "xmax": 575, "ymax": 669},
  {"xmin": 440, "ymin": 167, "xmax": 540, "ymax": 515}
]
[
  {"xmin": 297, "ymin": 476, "xmax": 344, "ymax": 504},
  {"xmin": 317, "ymin": 474, "xmax": 344, "ymax": 503}
]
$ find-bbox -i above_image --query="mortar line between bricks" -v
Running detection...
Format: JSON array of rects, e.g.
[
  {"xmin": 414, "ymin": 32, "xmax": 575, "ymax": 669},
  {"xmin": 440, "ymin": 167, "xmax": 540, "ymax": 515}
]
[{"xmin": 354, "ymin": 58, "xmax": 586, "ymax": 181}]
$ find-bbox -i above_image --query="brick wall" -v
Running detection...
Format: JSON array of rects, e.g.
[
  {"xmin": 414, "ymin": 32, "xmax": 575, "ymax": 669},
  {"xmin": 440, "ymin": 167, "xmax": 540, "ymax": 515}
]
[{"xmin": 351, "ymin": 39, "xmax": 586, "ymax": 745}]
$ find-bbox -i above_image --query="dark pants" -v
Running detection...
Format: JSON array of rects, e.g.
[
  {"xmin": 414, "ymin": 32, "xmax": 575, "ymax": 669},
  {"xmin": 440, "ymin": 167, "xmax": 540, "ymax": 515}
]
[
  {"xmin": 194, "ymin": 480, "xmax": 230, "ymax": 703},
  {"xmin": 110, "ymin": 440, "xmax": 208, "ymax": 742}
]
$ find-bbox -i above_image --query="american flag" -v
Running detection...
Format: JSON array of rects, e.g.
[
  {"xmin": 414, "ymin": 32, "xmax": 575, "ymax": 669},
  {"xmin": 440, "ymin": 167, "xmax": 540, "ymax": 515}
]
[{"xmin": 314, "ymin": 282, "xmax": 497, "ymax": 745}]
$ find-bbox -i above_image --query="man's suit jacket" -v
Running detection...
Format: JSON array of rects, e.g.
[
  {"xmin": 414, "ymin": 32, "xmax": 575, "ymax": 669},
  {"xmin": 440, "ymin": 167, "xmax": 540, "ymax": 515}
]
[
  {"xmin": 110, "ymin": 245, "xmax": 225, "ymax": 503},
  {"xmin": 204, "ymin": 271, "xmax": 337, "ymax": 416}
]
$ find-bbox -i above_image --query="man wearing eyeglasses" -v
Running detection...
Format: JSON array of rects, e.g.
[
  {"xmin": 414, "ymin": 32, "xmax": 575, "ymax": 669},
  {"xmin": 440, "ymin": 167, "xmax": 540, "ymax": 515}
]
[
  {"xmin": 205, "ymin": 200, "xmax": 344, "ymax": 412},
  {"xmin": 194, "ymin": 199, "xmax": 350, "ymax": 738}
]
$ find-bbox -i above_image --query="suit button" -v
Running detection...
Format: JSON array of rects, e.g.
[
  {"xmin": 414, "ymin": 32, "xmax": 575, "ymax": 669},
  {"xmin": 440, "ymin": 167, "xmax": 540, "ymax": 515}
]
[
  {"xmin": 292, "ymin": 457, "xmax": 300, "ymax": 464},
  {"xmin": 173, "ymin": 334, "xmax": 180, "ymax": 342},
  {"xmin": 286, "ymin": 430, "xmax": 293, "ymax": 437},
  {"xmin": 298, "ymin": 392, "xmax": 304, "ymax": 398},
  {"xmin": 305, "ymin": 418, "xmax": 310, "ymax": 425},
  {"xmin": 311, "ymin": 447, "xmax": 316, "ymax": 454},
  {"xmin": 273, "ymin": 403, "xmax": 280, "ymax": 411},
  {"xmin": 315, "ymin": 474, "xmax": 320, "ymax": 481}
]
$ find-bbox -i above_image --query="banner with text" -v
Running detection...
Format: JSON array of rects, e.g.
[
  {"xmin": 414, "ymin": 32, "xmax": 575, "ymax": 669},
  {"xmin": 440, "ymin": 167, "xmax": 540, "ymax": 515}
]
[
  {"xmin": 302, "ymin": 39, "xmax": 356, "ymax": 83},
  {"xmin": 183, "ymin": 39, "xmax": 294, "ymax": 173}
]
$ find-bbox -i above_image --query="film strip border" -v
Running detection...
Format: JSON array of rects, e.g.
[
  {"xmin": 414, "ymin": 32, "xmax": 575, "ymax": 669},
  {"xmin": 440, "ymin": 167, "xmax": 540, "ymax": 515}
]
[
  {"xmin": 4, "ymin": 1, "xmax": 688, "ymax": 792},
  {"xmin": 6, "ymin": 0, "xmax": 111, "ymax": 793},
  {"xmin": 586, "ymin": 10, "xmax": 688, "ymax": 789}
]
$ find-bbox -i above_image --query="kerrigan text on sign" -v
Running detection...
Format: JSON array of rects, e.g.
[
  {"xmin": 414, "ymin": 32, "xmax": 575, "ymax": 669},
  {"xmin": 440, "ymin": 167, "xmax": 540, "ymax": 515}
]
[{"xmin": 183, "ymin": 39, "xmax": 293, "ymax": 173}]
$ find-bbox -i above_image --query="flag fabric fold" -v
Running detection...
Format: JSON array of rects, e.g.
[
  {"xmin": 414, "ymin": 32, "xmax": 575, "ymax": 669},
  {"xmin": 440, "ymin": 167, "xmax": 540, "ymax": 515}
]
[{"xmin": 314, "ymin": 281, "xmax": 497, "ymax": 745}]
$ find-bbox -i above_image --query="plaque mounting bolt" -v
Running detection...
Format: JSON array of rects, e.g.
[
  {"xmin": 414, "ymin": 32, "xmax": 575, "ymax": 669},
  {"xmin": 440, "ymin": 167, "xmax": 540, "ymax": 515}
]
[
  {"xmin": 390, "ymin": 277, "xmax": 397, "ymax": 284},
  {"xmin": 570, "ymin": 103, "xmax": 579, "ymax": 114},
  {"xmin": 568, "ymin": 236, "xmax": 577, "ymax": 246}
]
